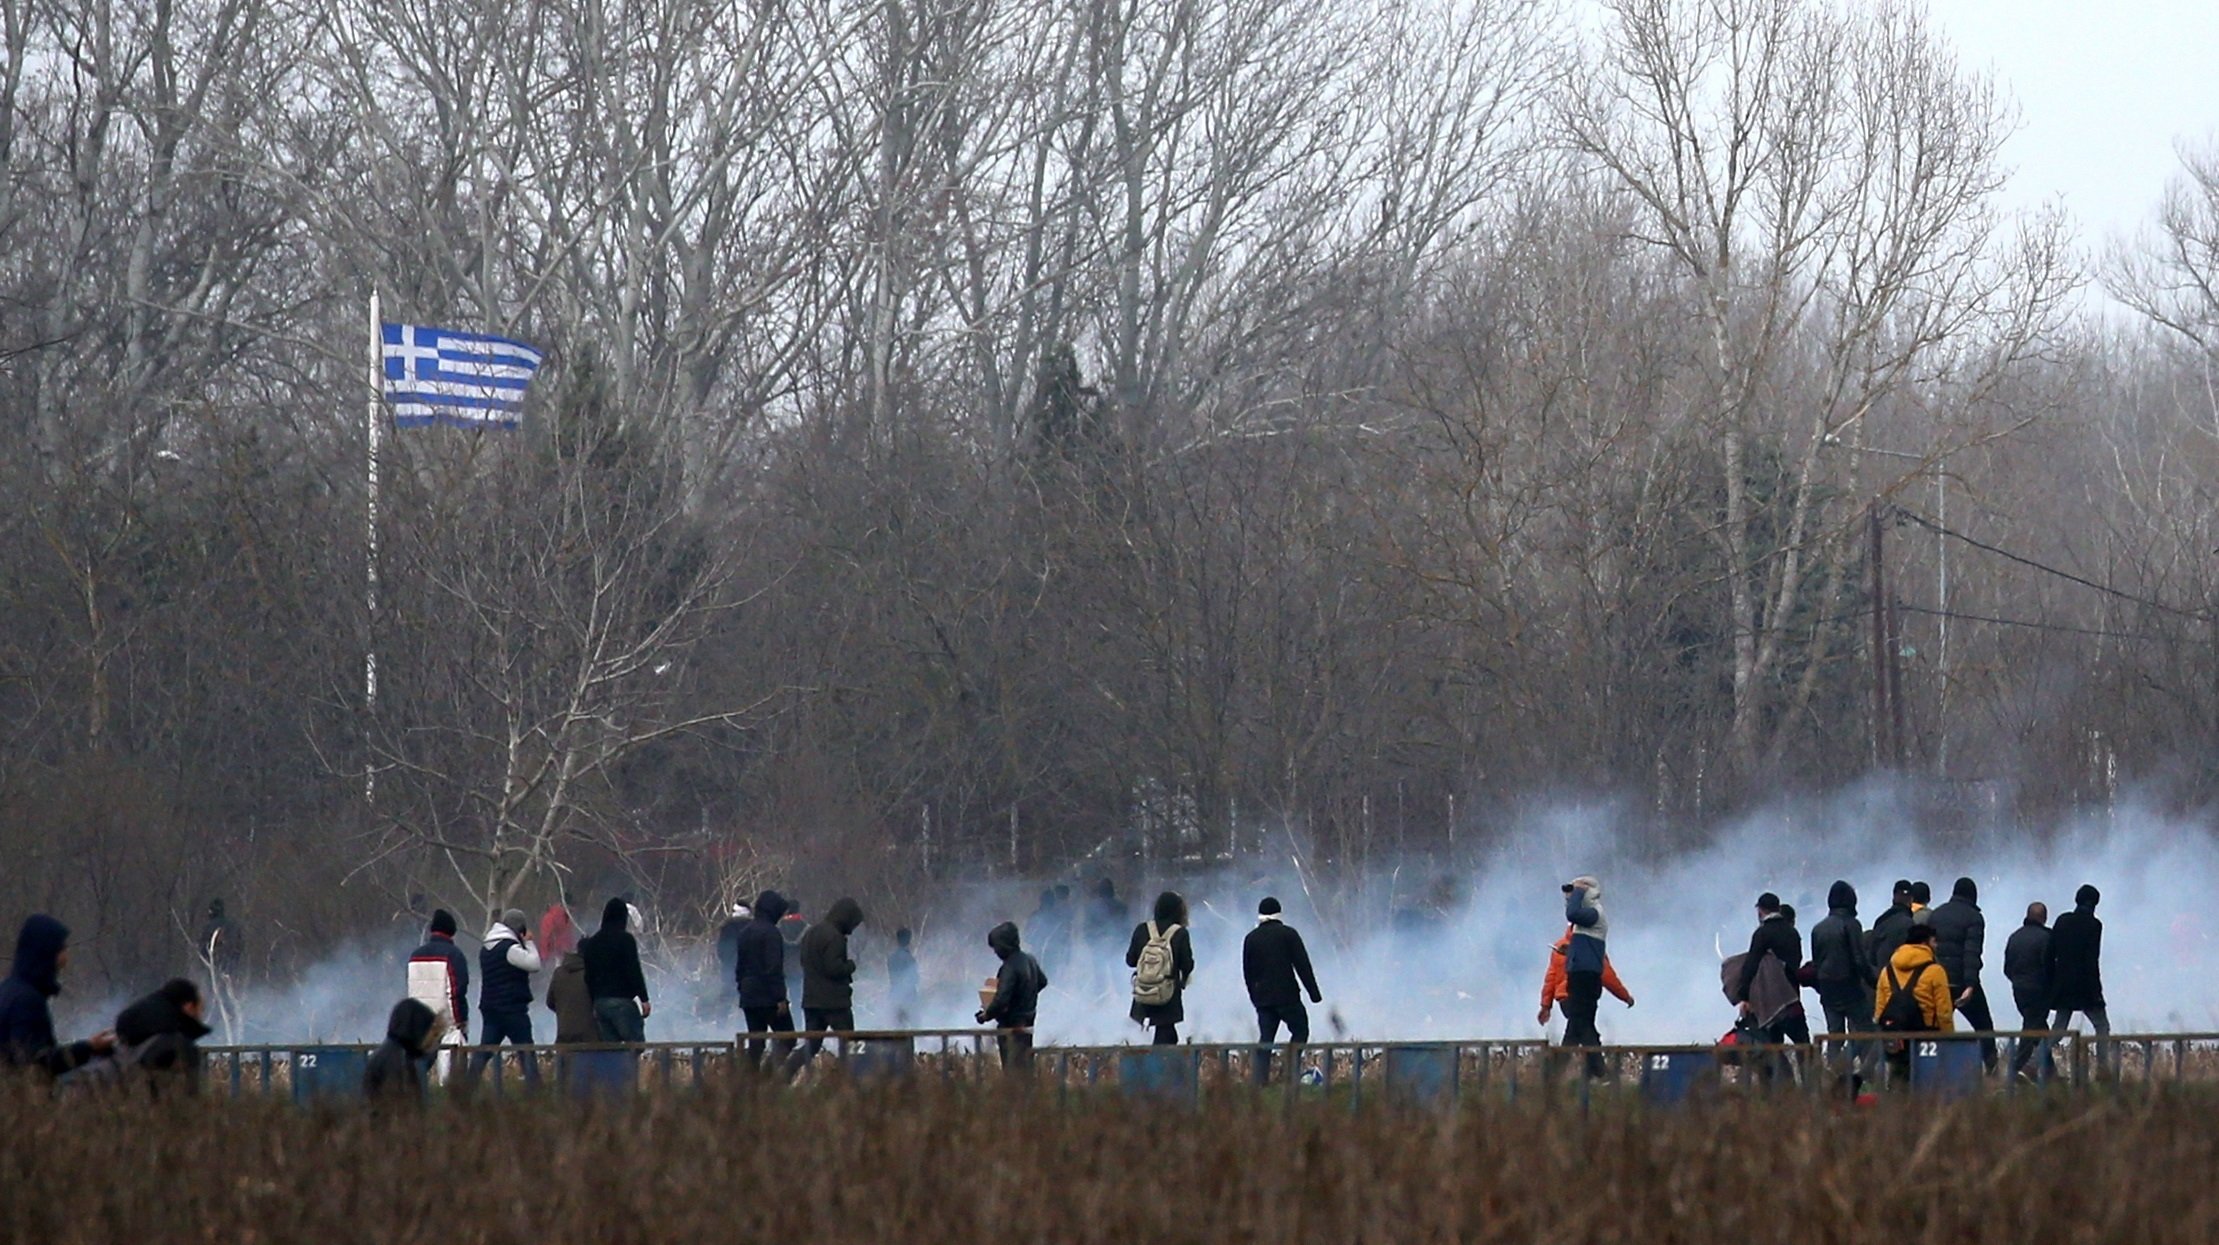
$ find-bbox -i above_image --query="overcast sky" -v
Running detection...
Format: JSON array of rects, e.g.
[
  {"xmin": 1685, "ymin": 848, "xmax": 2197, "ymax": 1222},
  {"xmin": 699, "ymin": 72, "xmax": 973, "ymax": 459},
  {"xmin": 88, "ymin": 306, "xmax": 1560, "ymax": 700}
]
[{"xmin": 1929, "ymin": 0, "xmax": 2217, "ymax": 247}]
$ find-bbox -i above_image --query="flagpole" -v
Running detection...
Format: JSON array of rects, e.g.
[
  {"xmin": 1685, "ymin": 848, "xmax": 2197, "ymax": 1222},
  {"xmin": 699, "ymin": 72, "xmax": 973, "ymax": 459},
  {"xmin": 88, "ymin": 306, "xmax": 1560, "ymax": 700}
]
[{"xmin": 366, "ymin": 290, "xmax": 381, "ymax": 805}]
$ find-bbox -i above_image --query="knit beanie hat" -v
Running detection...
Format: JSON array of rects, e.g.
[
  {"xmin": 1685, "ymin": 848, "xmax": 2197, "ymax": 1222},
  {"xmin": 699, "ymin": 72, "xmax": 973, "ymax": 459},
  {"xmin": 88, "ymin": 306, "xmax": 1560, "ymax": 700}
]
[
  {"xmin": 1258, "ymin": 896, "xmax": 1283, "ymax": 916},
  {"xmin": 429, "ymin": 908, "xmax": 457, "ymax": 937}
]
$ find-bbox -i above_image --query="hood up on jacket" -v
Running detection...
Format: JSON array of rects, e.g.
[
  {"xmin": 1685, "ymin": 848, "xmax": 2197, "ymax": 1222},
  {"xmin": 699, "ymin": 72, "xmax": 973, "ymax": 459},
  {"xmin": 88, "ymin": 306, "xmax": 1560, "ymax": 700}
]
[
  {"xmin": 1952, "ymin": 877, "xmax": 1979, "ymax": 903},
  {"xmin": 825, "ymin": 897, "xmax": 865, "ymax": 936},
  {"xmin": 599, "ymin": 897, "xmax": 629, "ymax": 932},
  {"xmin": 385, "ymin": 998, "xmax": 443, "ymax": 1055},
  {"xmin": 10, "ymin": 915, "xmax": 68, "ymax": 997},
  {"xmin": 115, "ymin": 980, "xmax": 211, "ymax": 1047},
  {"xmin": 1827, "ymin": 880, "xmax": 1857, "ymax": 914},
  {"xmin": 988, "ymin": 922, "xmax": 1022, "ymax": 960},
  {"xmin": 752, "ymin": 890, "xmax": 789, "ymax": 924}
]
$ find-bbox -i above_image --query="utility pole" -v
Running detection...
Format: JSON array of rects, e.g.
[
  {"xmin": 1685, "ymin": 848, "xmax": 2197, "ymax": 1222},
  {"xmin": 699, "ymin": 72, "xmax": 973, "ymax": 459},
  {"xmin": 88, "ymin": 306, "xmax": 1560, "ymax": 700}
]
[{"xmin": 1868, "ymin": 502, "xmax": 1895, "ymax": 769}]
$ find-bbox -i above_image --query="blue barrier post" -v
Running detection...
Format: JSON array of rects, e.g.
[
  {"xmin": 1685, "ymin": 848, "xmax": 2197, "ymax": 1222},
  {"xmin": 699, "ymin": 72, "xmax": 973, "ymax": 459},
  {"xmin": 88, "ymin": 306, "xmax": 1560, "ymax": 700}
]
[
  {"xmin": 1639, "ymin": 1050, "xmax": 1716, "ymax": 1105},
  {"xmin": 848, "ymin": 1037, "xmax": 916, "ymax": 1082},
  {"xmin": 564, "ymin": 1049, "xmax": 638, "ymax": 1101},
  {"xmin": 290, "ymin": 1047, "xmax": 368, "ymax": 1104},
  {"xmin": 1118, "ymin": 1049, "xmax": 1196, "ymax": 1104},
  {"xmin": 1910, "ymin": 1037, "xmax": 1984, "ymax": 1098},
  {"xmin": 1382, "ymin": 1046, "xmax": 1459, "ymax": 1108}
]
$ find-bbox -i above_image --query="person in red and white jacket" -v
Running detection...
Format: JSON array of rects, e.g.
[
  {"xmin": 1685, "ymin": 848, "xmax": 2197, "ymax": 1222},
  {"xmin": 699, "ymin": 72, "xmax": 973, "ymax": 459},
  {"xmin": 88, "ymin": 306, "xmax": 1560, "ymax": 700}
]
[{"xmin": 406, "ymin": 909, "xmax": 470, "ymax": 1084}]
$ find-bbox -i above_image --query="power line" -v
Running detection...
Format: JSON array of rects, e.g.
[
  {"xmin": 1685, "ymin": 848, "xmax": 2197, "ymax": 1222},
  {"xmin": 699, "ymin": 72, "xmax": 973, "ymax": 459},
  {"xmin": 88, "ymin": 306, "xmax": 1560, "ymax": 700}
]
[
  {"xmin": 1893, "ymin": 603, "xmax": 2180, "ymax": 644},
  {"xmin": 1893, "ymin": 508, "xmax": 2210, "ymax": 623}
]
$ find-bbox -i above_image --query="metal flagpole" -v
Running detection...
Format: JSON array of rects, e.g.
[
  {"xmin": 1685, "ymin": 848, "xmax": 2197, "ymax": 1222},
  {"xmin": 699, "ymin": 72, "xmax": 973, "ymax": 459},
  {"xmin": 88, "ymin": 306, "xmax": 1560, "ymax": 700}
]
[{"xmin": 366, "ymin": 290, "xmax": 381, "ymax": 804}]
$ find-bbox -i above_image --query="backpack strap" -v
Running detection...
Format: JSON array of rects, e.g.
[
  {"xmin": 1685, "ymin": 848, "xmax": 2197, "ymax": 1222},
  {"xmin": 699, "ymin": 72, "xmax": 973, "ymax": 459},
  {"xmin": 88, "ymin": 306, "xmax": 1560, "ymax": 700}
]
[{"xmin": 1146, "ymin": 921, "xmax": 1160, "ymax": 942}]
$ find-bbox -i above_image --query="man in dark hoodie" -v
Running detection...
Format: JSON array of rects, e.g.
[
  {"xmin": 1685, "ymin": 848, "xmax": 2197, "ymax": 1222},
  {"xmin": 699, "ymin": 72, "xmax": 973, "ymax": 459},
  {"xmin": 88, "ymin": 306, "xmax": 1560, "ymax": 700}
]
[
  {"xmin": 1732, "ymin": 892, "xmax": 1806, "ymax": 1042},
  {"xmin": 1808, "ymin": 881, "xmax": 1876, "ymax": 1080},
  {"xmin": 2046, "ymin": 884, "xmax": 2111, "ymax": 1076},
  {"xmin": 2004, "ymin": 901, "xmax": 2054, "ymax": 1080},
  {"xmin": 787, "ymin": 896, "xmax": 865, "ymax": 1078},
  {"xmin": 0, "ymin": 915, "xmax": 112, "ymax": 1077},
  {"xmin": 1243, "ymin": 897, "xmax": 1323, "ymax": 1086},
  {"xmin": 63, "ymin": 978, "xmax": 214, "ymax": 1096},
  {"xmin": 364, "ymin": 997, "xmax": 443, "ymax": 1101},
  {"xmin": 978, "ymin": 922, "xmax": 1047, "ymax": 1071},
  {"xmin": 1927, "ymin": 877, "xmax": 1996, "ymax": 1072},
  {"xmin": 1865, "ymin": 880, "xmax": 1916, "ymax": 971},
  {"xmin": 736, "ymin": 890, "xmax": 796, "ymax": 1068},
  {"xmin": 578, "ymin": 898, "xmax": 651, "ymax": 1043}
]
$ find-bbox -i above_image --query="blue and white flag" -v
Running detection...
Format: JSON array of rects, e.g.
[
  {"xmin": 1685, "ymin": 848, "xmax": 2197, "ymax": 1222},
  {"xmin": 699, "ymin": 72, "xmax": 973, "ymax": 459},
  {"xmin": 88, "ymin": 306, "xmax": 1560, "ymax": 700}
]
[{"xmin": 380, "ymin": 322, "xmax": 545, "ymax": 429}]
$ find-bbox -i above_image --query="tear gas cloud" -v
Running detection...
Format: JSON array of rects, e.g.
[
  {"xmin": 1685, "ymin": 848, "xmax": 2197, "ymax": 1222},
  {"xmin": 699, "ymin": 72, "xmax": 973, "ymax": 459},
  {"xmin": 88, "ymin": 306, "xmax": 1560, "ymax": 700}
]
[{"xmin": 65, "ymin": 785, "xmax": 2219, "ymax": 1046}]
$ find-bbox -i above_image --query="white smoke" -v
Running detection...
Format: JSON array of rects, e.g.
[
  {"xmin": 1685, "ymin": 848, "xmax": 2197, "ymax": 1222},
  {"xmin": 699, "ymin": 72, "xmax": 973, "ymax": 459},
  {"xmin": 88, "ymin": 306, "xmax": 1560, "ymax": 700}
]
[{"xmin": 47, "ymin": 784, "xmax": 2217, "ymax": 1048}]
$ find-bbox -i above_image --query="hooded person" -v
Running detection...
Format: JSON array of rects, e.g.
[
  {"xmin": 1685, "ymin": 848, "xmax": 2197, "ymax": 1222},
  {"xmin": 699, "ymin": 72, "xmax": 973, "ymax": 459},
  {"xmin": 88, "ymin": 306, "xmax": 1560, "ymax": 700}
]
[
  {"xmin": 1555, "ymin": 876, "xmax": 1610, "ymax": 1077},
  {"xmin": 0, "ymin": 915, "xmax": 112, "ymax": 1077},
  {"xmin": 2004, "ymin": 902, "xmax": 2055, "ymax": 1080},
  {"xmin": 2045, "ymin": 884, "xmax": 2111, "ymax": 1075},
  {"xmin": 1808, "ymin": 880, "xmax": 1877, "ymax": 1084},
  {"xmin": 735, "ymin": 890, "xmax": 796, "ymax": 1067},
  {"xmin": 405, "ymin": 909, "xmax": 471, "ymax": 1083},
  {"xmin": 63, "ymin": 978, "xmax": 214, "ymax": 1097},
  {"xmin": 1243, "ymin": 897, "xmax": 1323, "ymax": 1086},
  {"xmin": 1927, "ymin": 877, "xmax": 1996, "ymax": 1072},
  {"xmin": 578, "ymin": 898, "xmax": 651, "ymax": 1043},
  {"xmin": 786, "ymin": 897, "xmax": 865, "ymax": 1079},
  {"xmin": 1865, "ymin": 880, "xmax": 1917, "ymax": 971},
  {"xmin": 364, "ymin": 997, "xmax": 445, "ymax": 1101},
  {"xmin": 1127, "ymin": 892, "xmax": 1196, "ymax": 1045},
  {"xmin": 467, "ymin": 908, "xmax": 544, "ymax": 1088},
  {"xmin": 978, "ymin": 921, "xmax": 1047, "ymax": 1071},
  {"xmin": 888, "ymin": 929, "xmax": 920, "ymax": 1025},
  {"xmin": 544, "ymin": 951, "xmax": 597, "ymax": 1044}
]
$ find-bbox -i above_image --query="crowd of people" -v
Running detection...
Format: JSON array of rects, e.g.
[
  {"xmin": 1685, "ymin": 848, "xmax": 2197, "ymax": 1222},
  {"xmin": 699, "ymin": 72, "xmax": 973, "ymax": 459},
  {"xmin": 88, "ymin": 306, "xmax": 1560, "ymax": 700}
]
[
  {"xmin": 0, "ymin": 868, "xmax": 2117, "ymax": 1099},
  {"xmin": 1551, "ymin": 875, "xmax": 2113, "ymax": 1090}
]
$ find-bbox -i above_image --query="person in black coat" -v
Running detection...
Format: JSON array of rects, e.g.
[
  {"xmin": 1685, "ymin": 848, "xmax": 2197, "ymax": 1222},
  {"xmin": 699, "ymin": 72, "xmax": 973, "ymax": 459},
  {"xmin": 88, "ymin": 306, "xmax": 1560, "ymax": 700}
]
[
  {"xmin": 1127, "ymin": 892, "xmax": 1195, "ymax": 1045},
  {"xmin": 1927, "ymin": 877, "xmax": 1996, "ymax": 1072},
  {"xmin": 2045, "ymin": 885, "xmax": 2110, "ymax": 1074},
  {"xmin": 1807, "ymin": 880, "xmax": 1875, "ymax": 1082},
  {"xmin": 0, "ymin": 915, "xmax": 112, "ymax": 1077},
  {"xmin": 735, "ymin": 890, "xmax": 796, "ymax": 1067},
  {"xmin": 1732, "ymin": 892, "xmax": 1808, "ymax": 1044},
  {"xmin": 978, "ymin": 922, "xmax": 1048, "ymax": 1071},
  {"xmin": 578, "ymin": 898, "xmax": 651, "ymax": 1043},
  {"xmin": 1865, "ymin": 880, "xmax": 1916, "ymax": 970},
  {"xmin": 787, "ymin": 896, "xmax": 864, "ymax": 1079},
  {"xmin": 364, "ymin": 998, "xmax": 443, "ymax": 1102},
  {"xmin": 2004, "ymin": 901, "xmax": 2054, "ymax": 1079},
  {"xmin": 1242, "ymin": 897, "xmax": 1322, "ymax": 1085}
]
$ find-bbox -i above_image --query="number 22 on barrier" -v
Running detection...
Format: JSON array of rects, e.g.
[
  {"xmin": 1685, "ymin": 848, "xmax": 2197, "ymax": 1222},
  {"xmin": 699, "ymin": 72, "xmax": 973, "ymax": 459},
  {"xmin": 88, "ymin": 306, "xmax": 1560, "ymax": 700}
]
[{"xmin": 1916, "ymin": 1042, "xmax": 1939, "ymax": 1058}]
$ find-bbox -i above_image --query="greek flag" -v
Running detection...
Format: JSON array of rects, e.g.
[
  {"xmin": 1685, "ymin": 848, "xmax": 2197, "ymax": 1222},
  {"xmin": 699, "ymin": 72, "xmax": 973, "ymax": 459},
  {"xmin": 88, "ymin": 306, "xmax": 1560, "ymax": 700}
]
[{"xmin": 381, "ymin": 323, "xmax": 545, "ymax": 429}]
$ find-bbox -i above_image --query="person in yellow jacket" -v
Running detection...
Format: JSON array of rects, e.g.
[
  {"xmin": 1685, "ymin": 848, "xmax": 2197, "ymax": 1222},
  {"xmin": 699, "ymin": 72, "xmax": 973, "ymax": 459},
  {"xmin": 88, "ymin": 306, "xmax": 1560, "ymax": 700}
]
[{"xmin": 1872, "ymin": 922, "xmax": 1953, "ymax": 1085}]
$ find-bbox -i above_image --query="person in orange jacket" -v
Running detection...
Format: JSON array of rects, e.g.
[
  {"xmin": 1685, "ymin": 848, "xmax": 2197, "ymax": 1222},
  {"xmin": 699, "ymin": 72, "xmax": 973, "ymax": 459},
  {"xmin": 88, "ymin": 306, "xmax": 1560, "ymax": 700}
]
[{"xmin": 1539, "ymin": 925, "xmax": 1635, "ymax": 1079}]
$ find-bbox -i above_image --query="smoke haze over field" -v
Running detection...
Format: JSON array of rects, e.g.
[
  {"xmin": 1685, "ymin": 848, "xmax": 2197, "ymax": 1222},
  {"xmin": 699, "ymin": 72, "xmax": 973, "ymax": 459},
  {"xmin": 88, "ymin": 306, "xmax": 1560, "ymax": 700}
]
[{"xmin": 55, "ymin": 787, "xmax": 2218, "ymax": 1048}]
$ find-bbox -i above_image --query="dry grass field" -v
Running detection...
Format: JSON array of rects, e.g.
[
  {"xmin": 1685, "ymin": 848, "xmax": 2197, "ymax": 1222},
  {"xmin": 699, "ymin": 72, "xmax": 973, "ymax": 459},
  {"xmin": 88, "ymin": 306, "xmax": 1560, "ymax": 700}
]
[{"xmin": 3, "ymin": 1077, "xmax": 2213, "ymax": 1245}]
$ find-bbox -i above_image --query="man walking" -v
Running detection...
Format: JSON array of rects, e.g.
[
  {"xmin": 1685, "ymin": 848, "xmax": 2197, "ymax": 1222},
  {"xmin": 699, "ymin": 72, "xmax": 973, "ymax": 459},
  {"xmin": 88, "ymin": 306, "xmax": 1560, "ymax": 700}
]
[
  {"xmin": 1865, "ymin": 880, "xmax": 1917, "ymax": 972},
  {"xmin": 2046, "ymin": 885, "xmax": 2111, "ymax": 1077},
  {"xmin": 467, "ymin": 909, "xmax": 543, "ymax": 1089},
  {"xmin": 736, "ymin": 890, "xmax": 797, "ymax": 1068},
  {"xmin": 406, "ymin": 909, "xmax": 470, "ymax": 1084},
  {"xmin": 788, "ymin": 897, "xmax": 864, "ymax": 1078},
  {"xmin": 1242, "ymin": 897, "xmax": 1323, "ymax": 1086},
  {"xmin": 1808, "ymin": 881, "xmax": 1875, "ymax": 1083},
  {"xmin": 578, "ymin": 898, "xmax": 651, "ymax": 1043},
  {"xmin": 1928, "ymin": 877, "xmax": 1996, "ymax": 1072},
  {"xmin": 1558, "ymin": 876, "xmax": 1610, "ymax": 1078},
  {"xmin": 2003, "ymin": 901, "xmax": 2053, "ymax": 1081}
]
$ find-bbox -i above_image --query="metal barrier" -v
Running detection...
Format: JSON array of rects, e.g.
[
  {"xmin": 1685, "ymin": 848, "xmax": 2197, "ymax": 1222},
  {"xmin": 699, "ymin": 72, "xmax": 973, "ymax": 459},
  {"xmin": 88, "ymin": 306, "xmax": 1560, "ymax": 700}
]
[{"xmin": 194, "ymin": 1029, "xmax": 2219, "ymax": 1104}]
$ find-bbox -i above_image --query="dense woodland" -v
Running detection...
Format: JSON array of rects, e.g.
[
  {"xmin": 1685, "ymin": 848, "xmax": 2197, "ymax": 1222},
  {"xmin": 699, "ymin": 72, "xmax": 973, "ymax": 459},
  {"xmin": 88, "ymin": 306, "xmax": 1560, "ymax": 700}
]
[{"xmin": 4, "ymin": 0, "xmax": 2219, "ymax": 992}]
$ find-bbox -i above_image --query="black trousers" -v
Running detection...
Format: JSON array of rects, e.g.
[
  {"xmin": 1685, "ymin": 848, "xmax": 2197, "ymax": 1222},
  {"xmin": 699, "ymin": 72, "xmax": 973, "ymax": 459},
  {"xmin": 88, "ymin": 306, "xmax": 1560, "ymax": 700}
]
[
  {"xmin": 1820, "ymin": 988, "xmax": 1877, "ymax": 1083},
  {"xmin": 785, "ymin": 1006, "xmax": 853, "ymax": 1077},
  {"xmin": 742, "ymin": 1003, "xmax": 795, "ymax": 1067},
  {"xmin": 997, "ymin": 1029, "xmax": 1035, "ymax": 1071},
  {"xmin": 1253, "ymin": 1002, "xmax": 1310, "ymax": 1084},
  {"xmin": 467, "ymin": 1008, "xmax": 541, "ymax": 1086},
  {"xmin": 1956, "ymin": 982, "xmax": 1998, "ymax": 1070},
  {"xmin": 1151, "ymin": 1021, "xmax": 1180, "ymax": 1046},
  {"xmin": 2009, "ymin": 994, "xmax": 2053, "ymax": 1076},
  {"xmin": 1562, "ymin": 970, "xmax": 1605, "ymax": 1077}
]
